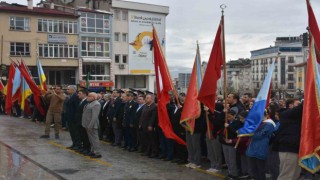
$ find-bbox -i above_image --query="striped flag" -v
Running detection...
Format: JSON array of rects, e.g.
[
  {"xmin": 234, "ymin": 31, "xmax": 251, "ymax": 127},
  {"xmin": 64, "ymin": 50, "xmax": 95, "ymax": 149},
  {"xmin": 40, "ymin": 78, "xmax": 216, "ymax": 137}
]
[
  {"xmin": 298, "ymin": 0, "xmax": 320, "ymax": 173},
  {"xmin": 237, "ymin": 61, "xmax": 275, "ymax": 136},
  {"xmin": 37, "ymin": 58, "xmax": 47, "ymax": 91},
  {"xmin": 180, "ymin": 44, "xmax": 203, "ymax": 134}
]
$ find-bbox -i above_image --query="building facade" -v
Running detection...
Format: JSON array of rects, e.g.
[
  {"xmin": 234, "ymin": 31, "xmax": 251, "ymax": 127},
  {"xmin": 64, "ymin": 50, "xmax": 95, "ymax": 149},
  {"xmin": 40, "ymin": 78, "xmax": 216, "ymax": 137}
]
[
  {"xmin": 250, "ymin": 34, "xmax": 308, "ymax": 98},
  {"xmin": 44, "ymin": 0, "xmax": 169, "ymax": 92},
  {"xmin": 0, "ymin": 3, "xmax": 79, "ymax": 85},
  {"xmin": 177, "ymin": 73, "xmax": 191, "ymax": 93}
]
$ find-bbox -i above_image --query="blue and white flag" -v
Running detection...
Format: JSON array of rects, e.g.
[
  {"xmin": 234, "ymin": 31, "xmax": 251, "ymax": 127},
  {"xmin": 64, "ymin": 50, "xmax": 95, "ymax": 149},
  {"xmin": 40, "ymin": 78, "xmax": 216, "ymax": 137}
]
[{"xmin": 238, "ymin": 61, "xmax": 275, "ymax": 136}]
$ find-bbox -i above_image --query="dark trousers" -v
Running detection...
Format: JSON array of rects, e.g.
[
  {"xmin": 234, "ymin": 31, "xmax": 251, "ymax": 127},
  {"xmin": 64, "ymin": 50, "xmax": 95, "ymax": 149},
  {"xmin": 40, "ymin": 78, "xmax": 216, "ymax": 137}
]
[
  {"xmin": 138, "ymin": 128, "xmax": 147, "ymax": 152},
  {"xmin": 123, "ymin": 126, "xmax": 131, "ymax": 148},
  {"xmin": 112, "ymin": 122, "xmax": 122, "ymax": 144},
  {"xmin": 105, "ymin": 121, "xmax": 114, "ymax": 142},
  {"xmin": 80, "ymin": 126, "xmax": 91, "ymax": 151},
  {"xmin": 99, "ymin": 117, "xmax": 107, "ymax": 139},
  {"xmin": 248, "ymin": 157, "xmax": 266, "ymax": 180},
  {"xmin": 129, "ymin": 127, "xmax": 138, "ymax": 149},
  {"xmin": 68, "ymin": 121, "xmax": 77, "ymax": 147},
  {"xmin": 145, "ymin": 130, "xmax": 159, "ymax": 156}
]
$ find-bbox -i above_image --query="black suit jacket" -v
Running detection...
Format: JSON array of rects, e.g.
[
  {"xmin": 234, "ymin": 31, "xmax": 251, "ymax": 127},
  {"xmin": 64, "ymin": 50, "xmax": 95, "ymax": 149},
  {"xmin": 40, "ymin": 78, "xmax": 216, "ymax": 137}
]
[
  {"xmin": 100, "ymin": 100, "xmax": 110, "ymax": 121},
  {"xmin": 75, "ymin": 99, "xmax": 88, "ymax": 125},
  {"xmin": 65, "ymin": 93, "xmax": 80, "ymax": 122},
  {"xmin": 107, "ymin": 97, "xmax": 122, "ymax": 121},
  {"xmin": 134, "ymin": 104, "xmax": 145, "ymax": 128},
  {"xmin": 123, "ymin": 100, "xmax": 139, "ymax": 127}
]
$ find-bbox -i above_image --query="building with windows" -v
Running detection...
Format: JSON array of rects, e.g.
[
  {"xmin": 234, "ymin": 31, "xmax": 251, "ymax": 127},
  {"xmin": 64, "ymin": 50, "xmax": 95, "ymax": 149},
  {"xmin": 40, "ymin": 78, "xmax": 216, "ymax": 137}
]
[
  {"xmin": 250, "ymin": 34, "xmax": 308, "ymax": 98},
  {"xmin": 177, "ymin": 73, "xmax": 191, "ymax": 93},
  {"xmin": 44, "ymin": 0, "xmax": 169, "ymax": 92},
  {"xmin": 0, "ymin": 3, "xmax": 79, "ymax": 85},
  {"xmin": 77, "ymin": 8, "xmax": 113, "ymax": 91}
]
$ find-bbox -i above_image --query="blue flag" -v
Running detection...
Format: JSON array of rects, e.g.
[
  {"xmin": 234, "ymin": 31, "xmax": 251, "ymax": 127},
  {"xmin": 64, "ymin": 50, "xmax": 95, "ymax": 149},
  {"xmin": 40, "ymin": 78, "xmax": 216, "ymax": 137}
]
[{"xmin": 238, "ymin": 61, "xmax": 275, "ymax": 136}]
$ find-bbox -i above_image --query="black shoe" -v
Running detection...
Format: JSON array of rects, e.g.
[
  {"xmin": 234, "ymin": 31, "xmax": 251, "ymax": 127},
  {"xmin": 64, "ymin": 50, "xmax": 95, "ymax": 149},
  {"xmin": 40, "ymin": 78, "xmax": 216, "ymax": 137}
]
[
  {"xmin": 66, "ymin": 145, "xmax": 75, "ymax": 149},
  {"xmin": 90, "ymin": 154, "xmax": 102, "ymax": 158},
  {"xmin": 81, "ymin": 150, "xmax": 90, "ymax": 155},
  {"xmin": 163, "ymin": 158, "xmax": 172, "ymax": 161},
  {"xmin": 157, "ymin": 155, "xmax": 166, "ymax": 159},
  {"xmin": 129, "ymin": 148, "xmax": 137, "ymax": 152},
  {"xmin": 71, "ymin": 146, "xmax": 80, "ymax": 151},
  {"xmin": 85, "ymin": 152, "xmax": 94, "ymax": 156},
  {"xmin": 141, "ymin": 153, "xmax": 150, "ymax": 156},
  {"xmin": 177, "ymin": 160, "xmax": 188, "ymax": 165},
  {"xmin": 76, "ymin": 148, "xmax": 84, "ymax": 152},
  {"xmin": 40, "ymin": 135, "xmax": 49, "ymax": 138},
  {"xmin": 171, "ymin": 159, "xmax": 180, "ymax": 163},
  {"xmin": 149, "ymin": 154, "xmax": 158, "ymax": 158}
]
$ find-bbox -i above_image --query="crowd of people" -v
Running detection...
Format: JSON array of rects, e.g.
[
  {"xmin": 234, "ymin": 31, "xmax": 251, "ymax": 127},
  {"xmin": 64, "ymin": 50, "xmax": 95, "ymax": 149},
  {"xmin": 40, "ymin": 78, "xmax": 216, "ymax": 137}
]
[{"xmin": 0, "ymin": 86, "xmax": 318, "ymax": 180}]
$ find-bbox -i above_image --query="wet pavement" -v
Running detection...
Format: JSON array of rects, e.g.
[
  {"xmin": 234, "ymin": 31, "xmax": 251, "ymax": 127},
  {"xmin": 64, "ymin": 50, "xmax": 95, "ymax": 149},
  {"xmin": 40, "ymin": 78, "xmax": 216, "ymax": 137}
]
[{"xmin": 0, "ymin": 115, "xmax": 223, "ymax": 180}]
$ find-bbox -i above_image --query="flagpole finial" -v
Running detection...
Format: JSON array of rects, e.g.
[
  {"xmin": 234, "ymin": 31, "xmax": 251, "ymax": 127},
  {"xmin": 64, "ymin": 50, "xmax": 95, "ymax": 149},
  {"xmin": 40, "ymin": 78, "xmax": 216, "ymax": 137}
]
[{"xmin": 220, "ymin": 4, "xmax": 227, "ymax": 15}]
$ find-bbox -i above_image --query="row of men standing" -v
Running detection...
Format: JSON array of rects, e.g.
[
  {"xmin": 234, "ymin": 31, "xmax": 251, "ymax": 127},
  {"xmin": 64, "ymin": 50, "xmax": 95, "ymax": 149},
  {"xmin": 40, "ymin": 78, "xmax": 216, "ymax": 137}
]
[{"xmin": 40, "ymin": 85, "xmax": 162, "ymax": 159}]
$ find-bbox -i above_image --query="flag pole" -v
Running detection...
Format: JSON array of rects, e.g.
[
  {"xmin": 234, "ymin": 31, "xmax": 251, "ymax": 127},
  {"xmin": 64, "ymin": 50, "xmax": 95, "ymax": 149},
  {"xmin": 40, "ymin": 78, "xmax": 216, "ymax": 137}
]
[{"xmin": 220, "ymin": 4, "xmax": 229, "ymax": 138}]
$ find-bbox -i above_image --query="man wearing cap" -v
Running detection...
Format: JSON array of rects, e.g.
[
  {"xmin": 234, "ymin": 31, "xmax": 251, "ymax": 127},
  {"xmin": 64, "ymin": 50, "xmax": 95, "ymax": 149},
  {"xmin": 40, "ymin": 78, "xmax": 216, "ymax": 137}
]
[
  {"xmin": 123, "ymin": 91, "xmax": 139, "ymax": 151},
  {"xmin": 65, "ymin": 85, "xmax": 80, "ymax": 150},
  {"xmin": 82, "ymin": 92, "xmax": 102, "ymax": 158},
  {"xmin": 107, "ymin": 89, "xmax": 123, "ymax": 146},
  {"xmin": 40, "ymin": 85, "xmax": 66, "ymax": 139}
]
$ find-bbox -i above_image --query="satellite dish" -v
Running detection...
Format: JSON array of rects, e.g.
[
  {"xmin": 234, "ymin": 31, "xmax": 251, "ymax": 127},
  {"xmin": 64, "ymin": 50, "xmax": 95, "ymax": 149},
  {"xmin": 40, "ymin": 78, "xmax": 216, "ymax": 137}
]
[{"xmin": 60, "ymin": 0, "xmax": 74, "ymax": 5}]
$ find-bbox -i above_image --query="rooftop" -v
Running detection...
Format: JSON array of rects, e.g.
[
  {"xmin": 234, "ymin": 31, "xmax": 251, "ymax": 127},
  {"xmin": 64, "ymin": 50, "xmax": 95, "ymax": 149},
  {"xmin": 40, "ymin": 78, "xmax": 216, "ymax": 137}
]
[{"xmin": 0, "ymin": 5, "xmax": 78, "ymax": 18}]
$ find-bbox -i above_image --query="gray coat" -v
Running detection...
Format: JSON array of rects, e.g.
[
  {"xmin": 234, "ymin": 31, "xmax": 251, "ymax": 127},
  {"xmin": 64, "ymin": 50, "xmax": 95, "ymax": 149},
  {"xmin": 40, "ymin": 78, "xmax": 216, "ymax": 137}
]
[{"xmin": 82, "ymin": 100, "xmax": 101, "ymax": 129}]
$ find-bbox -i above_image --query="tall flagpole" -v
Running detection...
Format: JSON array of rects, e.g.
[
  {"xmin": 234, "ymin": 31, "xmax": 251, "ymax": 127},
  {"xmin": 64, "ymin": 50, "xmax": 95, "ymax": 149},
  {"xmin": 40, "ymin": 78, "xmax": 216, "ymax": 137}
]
[{"xmin": 220, "ymin": 4, "xmax": 228, "ymax": 132}]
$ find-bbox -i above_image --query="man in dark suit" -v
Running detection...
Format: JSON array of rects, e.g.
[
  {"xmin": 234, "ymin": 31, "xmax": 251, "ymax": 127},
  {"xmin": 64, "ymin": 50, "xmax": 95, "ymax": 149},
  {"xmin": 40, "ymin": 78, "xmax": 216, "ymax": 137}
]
[
  {"xmin": 75, "ymin": 89, "xmax": 90, "ymax": 155},
  {"xmin": 123, "ymin": 91, "xmax": 139, "ymax": 151},
  {"xmin": 139, "ymin": 94, "xmax": 158, "ymax": 158},
  {"xmin": 135, "ymin": 95, "xmax": 146, "ymax": 152},
  {"xmin": 99, "ymin": 93, "xmax": 111, "ymax": 140},
  {"xmin": 107, "ymin": 89, "xmax": 123, "ymax": 146},
  {"xmin": 65, "ymin": 85, "xmax": 80, "ymax": 150}
]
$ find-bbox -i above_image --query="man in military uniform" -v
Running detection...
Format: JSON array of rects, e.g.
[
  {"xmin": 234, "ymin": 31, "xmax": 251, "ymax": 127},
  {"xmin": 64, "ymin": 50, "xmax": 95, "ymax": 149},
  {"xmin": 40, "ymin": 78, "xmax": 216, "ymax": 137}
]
[{"xmin": 123, "ymin": 91, "xmax": 139, "ymax": 151}]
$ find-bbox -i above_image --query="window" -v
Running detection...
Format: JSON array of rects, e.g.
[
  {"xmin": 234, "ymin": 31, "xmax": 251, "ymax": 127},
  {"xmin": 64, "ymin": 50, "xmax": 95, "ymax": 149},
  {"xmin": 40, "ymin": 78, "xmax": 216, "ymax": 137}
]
[
  {"xmin": 10, "ymin": 42, "xmax": 30, "ymax": 56},
  {"xmin": 288, "ymin": 83, "xmax": 294, "ymax": 89},
  {"xmin": 288, "ymin": 66, "xmax": 294, "ymax": 72},
  {"xmin": 114, "ymin": 33, "xmax": 120, "ymax": 41},
  {"xmin": 121, "ymin": 75, "xmax": 147, "ymax": 88},
  {"xmin": 122, "ymin": 11, "xmax": 128, "ymax": 21},
  {"xmin": 122, "ymin": 55, "xmax": 127, "ymax": 63},
  {"xmin": 10, "ymin": 17, "xmax": 30, "ymax": 31},
  {"xmin": 122, "ymin": 33, "xmax": 128, "ymax": 42},
  {"xmin": 115, "ymin": 54, "xmax": 120, "ymax": 63},
  {"xmin": 82, "ymin": 63, "xmax": 110, "ymax": 81},
  {"xmin": 38, "ymin": 19, "xmax": 77, "ymax": 34},
  {"xmin": 256, "ymin": 82, "xmax": 259, "ymax": 88},
  {"xmin": 288, "ymin": 74, "xmax": 294, "ymax": 81},
  {"xmin": 81, "ymin": 37, "xmax": 110, "ymax": 57},
  {"xmin": 288, "ymin": 57, "xmax": 294, "ymax": 63},
  {"xmin": 38, "ymin": 44, "xmax": 78, "ymax": 58},
  {"xmin": 299, "ymin": 77, "xmax": 302, "ymax": 82},
  {"xmin": 114, "ymin": 10, "xmax": 120, "ymax": 20},
  {"xmin": 80, "ymin": 13, "xmax": 110, "ymax": 33},
  {"xmin": 274, "ymin": 66, "xmax": 278, "ymax": 72}
]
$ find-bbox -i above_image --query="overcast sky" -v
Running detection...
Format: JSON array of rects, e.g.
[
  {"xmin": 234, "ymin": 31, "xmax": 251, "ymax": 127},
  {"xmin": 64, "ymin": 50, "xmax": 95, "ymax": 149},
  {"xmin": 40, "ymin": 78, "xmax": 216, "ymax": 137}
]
[{"xmin": 6, "ymin": 0, "xmax": 320, "ymax": 76}]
